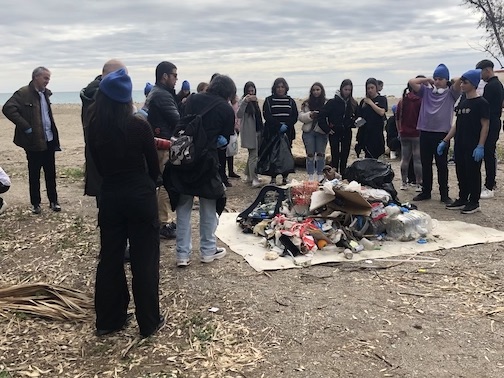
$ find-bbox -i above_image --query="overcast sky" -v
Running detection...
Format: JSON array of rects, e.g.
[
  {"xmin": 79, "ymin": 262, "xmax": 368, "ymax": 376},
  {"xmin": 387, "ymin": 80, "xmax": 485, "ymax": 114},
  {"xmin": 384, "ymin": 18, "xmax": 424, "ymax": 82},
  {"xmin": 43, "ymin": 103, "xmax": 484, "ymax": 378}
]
[{"xmin": 0, "ymin": 0, "xmax": 494, "ymax": 97}]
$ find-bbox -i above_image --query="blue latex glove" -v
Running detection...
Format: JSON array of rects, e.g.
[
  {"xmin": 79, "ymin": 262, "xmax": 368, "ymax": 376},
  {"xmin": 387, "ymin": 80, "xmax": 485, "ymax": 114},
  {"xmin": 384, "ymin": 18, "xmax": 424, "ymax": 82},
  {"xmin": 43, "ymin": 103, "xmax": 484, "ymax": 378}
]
[
  {"xmin": 216, "ymin": 135, "xmax": 227, "ymax": 148},
  {"xmin": 472, "ymin": 144, "xmax": 484, "ymax": 162},
  {"xmin": 24, "ymin": 128, "xmax": 33, "ymax": 134},
  {"xmin": 279, "ymin": 123, "xmax": 288, "ymax": 133},
  {"xmin": 437, "ymin": 140, "xmax": 447, "ymax": 156}
]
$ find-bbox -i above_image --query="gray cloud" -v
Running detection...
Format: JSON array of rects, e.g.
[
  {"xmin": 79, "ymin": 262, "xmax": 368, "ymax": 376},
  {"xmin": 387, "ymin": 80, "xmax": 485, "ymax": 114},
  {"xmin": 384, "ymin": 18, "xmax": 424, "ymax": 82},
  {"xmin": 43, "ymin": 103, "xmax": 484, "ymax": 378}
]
[{"xmin": 0, "ymin": 0, "xmax": 489, "ymax": 97}]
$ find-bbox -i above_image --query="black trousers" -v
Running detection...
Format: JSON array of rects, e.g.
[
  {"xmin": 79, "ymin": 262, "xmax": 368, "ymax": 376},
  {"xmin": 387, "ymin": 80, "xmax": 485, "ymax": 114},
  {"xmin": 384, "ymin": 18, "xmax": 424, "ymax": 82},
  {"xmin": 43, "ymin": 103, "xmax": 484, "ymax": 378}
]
[
  {"xmin": 455, "ymin": 145, "xmax": 482, "ymax": 205},
  {"xmin": 25, "ymin": 140, "xmax": 58, "ymax": 206},
  {"xmin": 218, "ymin": 149, "xmax": 228, "ymax": 183},
  {"xmin": 419, "ymin": 131, "xmax": 449, "ymax": 197},
  {"xmin": 329, "ymin": 128, "xmax": 352, "ymax": 174},
  {"xmin": 94, "ymin": 174, "xmax": 161, "ymax": 337},
  {"xmin": 483, "ymin": 117, "xmax": 500, "ymax": 190}
]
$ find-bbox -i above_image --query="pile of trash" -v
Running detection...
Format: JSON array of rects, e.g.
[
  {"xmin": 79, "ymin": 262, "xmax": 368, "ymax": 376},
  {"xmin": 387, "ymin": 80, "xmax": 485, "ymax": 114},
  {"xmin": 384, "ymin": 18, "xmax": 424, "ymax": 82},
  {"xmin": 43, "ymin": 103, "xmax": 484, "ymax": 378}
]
[{"xmin": 236, "ymin": 159, "xmax": 433, "ymax": 261}]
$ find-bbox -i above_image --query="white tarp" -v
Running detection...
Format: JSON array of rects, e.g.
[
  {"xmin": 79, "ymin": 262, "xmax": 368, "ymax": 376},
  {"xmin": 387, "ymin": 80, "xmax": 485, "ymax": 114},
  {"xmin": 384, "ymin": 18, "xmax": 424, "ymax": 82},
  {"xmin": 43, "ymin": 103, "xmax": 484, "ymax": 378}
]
[{"xmin": 216, "ymin": 212, "xmax": 504, "ymax": 271}]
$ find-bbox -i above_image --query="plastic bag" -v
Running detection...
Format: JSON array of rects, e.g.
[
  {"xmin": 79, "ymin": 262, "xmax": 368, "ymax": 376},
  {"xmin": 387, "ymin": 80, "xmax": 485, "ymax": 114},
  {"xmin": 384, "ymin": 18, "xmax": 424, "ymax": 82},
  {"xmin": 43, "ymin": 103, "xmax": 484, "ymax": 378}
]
[
  {"xmin": 226, "ymin": 132, "xmax": 238, "ymax": 157},
  {"xmin": 343, "ymin": 158, "xmax": 394, "ymax": 189},
  {"xmin": 256, "ymin": 133, "xmax": 295, "ymax": 176}
]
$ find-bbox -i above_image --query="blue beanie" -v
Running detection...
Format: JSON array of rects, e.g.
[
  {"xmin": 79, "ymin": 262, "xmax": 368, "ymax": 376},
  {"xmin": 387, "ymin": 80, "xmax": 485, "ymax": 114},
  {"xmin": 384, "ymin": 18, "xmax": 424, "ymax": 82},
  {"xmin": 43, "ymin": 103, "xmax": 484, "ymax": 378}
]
[
  {"xmin": 461, "ymin": 69, "xmax": 482, "ymax": 89},
  {"xmin": 144, "ymin": 82, "xmax": 153, "ymax": 96},
  {"xmin": 433, "ymin": 64, "xmax": 450, "ymax": 80},
  {"xmin": 182, "ymin": 80, "xmax": 190, "ymax": 91},
  {"xmin": 392, "ymin": 104, "xmax": 397, "ymax": 114},
  {"xmin": 99, "ymin": 68, "xmax": 132, "ymax": 103}
]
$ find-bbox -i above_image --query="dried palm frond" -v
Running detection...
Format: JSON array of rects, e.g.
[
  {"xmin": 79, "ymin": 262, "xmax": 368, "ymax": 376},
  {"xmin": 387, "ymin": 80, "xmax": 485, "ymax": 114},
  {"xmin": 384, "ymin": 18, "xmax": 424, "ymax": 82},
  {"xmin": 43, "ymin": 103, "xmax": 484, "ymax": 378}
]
[{"xmin": 0, "ymin": 282, "xmax": 93, "ymax": 321}]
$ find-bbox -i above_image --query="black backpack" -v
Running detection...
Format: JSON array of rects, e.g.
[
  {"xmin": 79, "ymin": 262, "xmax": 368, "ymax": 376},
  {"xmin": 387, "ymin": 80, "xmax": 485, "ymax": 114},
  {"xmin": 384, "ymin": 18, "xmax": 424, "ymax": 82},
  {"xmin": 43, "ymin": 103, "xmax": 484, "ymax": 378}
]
[{"xmin": 168, "ymin": 97, "xmax": 221, "ymax": 170}]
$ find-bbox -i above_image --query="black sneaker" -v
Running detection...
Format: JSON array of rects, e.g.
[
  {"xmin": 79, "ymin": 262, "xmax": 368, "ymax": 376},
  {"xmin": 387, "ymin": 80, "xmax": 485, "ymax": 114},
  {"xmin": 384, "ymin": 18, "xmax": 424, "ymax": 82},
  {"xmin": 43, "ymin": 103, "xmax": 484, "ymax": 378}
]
[
  {"xmin": 160, "ymin": 223, "xmax": 176, "ymax": 239},
  {"xmin": 32, "ymin": 205, "xmax": 42, "ymax": 214},
  {"xmin": 446, "ymin": 199, "xmax": 467, "ymax": 210},
  {"xmin": 228, "ymin": 172, "xmax": 241, "ymax": 179},
  {"xmin": 461, "ymin": 203, "xmax": 480, "ymax": 214},
  {"xmin": 223, "ymin": 180, "xmax": 232, "ymax": 187},
  {"xmin": 50, "ymin": 202, "xmax": 61, "ymax": 212},
  {"xmin": 440, "ymin": 196, "xmax": 453, "ymax": 205},
  {"xmin": 413, "ymin": 192, "xmax": 431, "ymax": 201}
]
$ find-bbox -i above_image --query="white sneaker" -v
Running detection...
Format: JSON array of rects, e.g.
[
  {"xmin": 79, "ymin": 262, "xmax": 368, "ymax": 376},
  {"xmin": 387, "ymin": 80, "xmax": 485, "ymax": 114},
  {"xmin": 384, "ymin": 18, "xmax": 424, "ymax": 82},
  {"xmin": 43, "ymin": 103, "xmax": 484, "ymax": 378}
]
[
  {"xmin": 480, "ymin": 188, "xmax": 494, "ymax": 199},
  {"xmin": 201, "ymin": 247, "xmax": 227, "ymax": 263},
  {"xmin": 415, "ymin": 185, "xmax": 423, "ymax": 193},
  {"xmin": 400, "ymin": 183, "xmax": 408, "ymax": 190},
  {"xmin": 176, "ymin": 258, "xmax": 191, "ymax": 267},
  {"xmin": 317, "ymin": 174, "xmax": 325, "ymax": 182},
  {"xmin": 390, "ymin": 151, "xmax": 397, "ymax": 159},
  {"xmin": 252, "ymin": 179, "xmax": 263, "ymax": 188}
]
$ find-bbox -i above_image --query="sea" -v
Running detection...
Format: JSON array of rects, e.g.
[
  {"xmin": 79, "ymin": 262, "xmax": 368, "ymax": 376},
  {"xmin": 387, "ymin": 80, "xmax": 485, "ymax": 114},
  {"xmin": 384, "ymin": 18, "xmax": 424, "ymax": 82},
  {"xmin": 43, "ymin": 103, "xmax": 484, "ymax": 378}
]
[{"xmin": 0, "ymin": 84, "xmax": 404, "ymax": 105}]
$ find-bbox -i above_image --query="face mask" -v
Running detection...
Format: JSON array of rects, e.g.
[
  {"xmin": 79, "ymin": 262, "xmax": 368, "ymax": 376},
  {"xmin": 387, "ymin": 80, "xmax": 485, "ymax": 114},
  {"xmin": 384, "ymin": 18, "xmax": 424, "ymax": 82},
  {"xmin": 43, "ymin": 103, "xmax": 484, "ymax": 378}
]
[{"xmin": 432, "ymin": 87, "xmax": 447, "ymax": 94}]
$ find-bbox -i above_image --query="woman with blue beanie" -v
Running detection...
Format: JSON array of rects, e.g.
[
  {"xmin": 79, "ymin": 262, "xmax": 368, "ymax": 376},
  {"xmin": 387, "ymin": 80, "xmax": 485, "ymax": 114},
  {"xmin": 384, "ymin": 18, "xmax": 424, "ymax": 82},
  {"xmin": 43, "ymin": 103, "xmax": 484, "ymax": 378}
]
[{"xmin": 88, "ymin": 68, "xmax": 164, "ymax": 338}]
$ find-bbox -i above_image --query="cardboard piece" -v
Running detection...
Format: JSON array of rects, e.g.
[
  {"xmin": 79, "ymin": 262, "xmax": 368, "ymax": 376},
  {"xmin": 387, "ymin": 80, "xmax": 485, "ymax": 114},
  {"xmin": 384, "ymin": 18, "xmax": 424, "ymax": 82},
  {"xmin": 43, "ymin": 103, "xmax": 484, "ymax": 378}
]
[{"xmin": 310, "ymin": 188, "xmax": 372, "ymax": 216}]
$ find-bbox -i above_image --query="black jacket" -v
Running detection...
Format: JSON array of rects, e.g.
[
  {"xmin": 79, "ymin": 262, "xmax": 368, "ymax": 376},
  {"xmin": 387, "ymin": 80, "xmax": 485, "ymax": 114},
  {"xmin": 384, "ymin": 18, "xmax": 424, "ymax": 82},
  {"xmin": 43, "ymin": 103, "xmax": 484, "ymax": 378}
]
[
  {"xmin": 163, "ymin": 93, "xmax": 234, "ymax": 209},
  {"xmin": 146, "ymin": 83, "xmax": 180, "ymax": 139},
  {"xmin": 318, "ymin": 91, "xmax": 356, "ymax": 134},
  {"xmin": 2, "ymin": 81, "xmax": 60, "ymax": 152}
]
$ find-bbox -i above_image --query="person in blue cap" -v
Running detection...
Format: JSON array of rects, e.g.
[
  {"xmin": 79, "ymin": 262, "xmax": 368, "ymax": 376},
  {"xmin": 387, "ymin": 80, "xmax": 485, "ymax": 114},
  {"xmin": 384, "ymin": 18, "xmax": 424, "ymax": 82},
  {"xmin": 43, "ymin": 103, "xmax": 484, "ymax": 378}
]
[
  {"xmin": 437, "ymin": 69, "xmax": 489, "ymax": 214},
  {"xmin": 409, "ymin": 63, "xmax": 461, "ymax": 205}
]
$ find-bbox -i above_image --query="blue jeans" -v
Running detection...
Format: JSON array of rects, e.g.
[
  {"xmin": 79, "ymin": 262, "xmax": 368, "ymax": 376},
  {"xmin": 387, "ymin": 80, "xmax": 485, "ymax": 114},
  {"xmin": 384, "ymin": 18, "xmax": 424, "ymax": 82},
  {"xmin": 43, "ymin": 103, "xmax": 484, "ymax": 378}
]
[
  {"xmin": 175, "ymin": 194, "xmax": 219, "ymax": 260},
  {"xmin": 302, "ymin": 130, "xmax": 328, "ymax": 175}
]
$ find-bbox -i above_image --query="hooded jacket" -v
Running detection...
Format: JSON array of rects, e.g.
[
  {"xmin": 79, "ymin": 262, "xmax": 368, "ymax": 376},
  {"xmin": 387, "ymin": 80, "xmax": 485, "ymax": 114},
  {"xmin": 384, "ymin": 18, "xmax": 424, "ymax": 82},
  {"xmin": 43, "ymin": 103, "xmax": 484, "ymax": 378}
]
[
  {"xmin": 318, "ymin": 90, "xmax": 356, "ymax": 134},
  {"xmin": 2, "ymin": 81, "xmax": 60, "ymax": 152},
  {"xmin": 396, "ymin": 92, "xmax": 421, "ymax": 138}
]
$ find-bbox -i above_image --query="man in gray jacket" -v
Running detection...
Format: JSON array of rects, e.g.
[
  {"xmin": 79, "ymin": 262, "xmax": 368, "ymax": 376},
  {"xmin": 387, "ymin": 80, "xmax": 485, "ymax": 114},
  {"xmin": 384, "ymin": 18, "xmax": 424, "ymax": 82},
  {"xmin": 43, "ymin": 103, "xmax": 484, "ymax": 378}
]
[{"xmin": 146, "ymin": 61, "xmax": 180, "ymax": 239}]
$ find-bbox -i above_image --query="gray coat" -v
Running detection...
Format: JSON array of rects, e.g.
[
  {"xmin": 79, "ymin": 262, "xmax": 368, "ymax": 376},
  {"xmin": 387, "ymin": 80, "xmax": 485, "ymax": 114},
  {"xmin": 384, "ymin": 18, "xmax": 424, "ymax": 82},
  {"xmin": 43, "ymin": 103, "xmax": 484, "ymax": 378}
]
[{"xmin": 237, "ymin": 98, "xmax": 261, "ymax": 149}]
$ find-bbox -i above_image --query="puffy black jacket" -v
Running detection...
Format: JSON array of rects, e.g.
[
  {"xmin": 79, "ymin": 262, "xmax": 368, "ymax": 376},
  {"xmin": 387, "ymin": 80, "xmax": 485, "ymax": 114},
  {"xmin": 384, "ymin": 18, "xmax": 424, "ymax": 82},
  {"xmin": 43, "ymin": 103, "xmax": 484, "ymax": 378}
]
[{"xmin": 146, "ymin": 83, "xmax": 180, "ymax": 139}]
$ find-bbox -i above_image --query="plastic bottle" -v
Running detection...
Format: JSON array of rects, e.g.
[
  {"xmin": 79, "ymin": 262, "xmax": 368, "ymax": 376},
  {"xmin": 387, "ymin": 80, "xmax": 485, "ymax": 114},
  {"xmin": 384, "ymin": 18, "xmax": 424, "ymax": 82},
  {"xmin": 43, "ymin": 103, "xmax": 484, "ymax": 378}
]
[{"xmin": 385, "ymin": 210, "xmax": 433, "ymax": 242}]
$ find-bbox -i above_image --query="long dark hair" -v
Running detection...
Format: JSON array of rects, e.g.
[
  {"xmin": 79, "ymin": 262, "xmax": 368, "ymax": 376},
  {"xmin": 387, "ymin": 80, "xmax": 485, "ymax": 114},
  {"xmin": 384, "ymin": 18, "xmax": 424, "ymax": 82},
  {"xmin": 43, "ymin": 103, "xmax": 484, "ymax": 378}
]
[
  {"xmin": 306, "ymin": 82, "xmax": 326, "ymax": 111},
  {"xmin": 340, "ymin": 79, "xmax": 358, "ymax": 109},
  {"xmin": 402, "ymin": 75, "xmax": 426, "ymax": 98},
  {"xmin": 243, "ymin": 81, "xmax": 261, "ymax": 115},
  {"xmin": 89, "ymin": 91, "xmax": 133, "ymax": 157}
]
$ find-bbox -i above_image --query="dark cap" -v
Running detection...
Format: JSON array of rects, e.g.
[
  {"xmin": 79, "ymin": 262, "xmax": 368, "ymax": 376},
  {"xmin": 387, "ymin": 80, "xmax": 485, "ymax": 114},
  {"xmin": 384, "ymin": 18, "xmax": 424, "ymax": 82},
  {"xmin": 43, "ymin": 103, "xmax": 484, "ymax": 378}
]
[{"xmin": 476, "ymin": 59, "xmax": 494, "ymax": 69}]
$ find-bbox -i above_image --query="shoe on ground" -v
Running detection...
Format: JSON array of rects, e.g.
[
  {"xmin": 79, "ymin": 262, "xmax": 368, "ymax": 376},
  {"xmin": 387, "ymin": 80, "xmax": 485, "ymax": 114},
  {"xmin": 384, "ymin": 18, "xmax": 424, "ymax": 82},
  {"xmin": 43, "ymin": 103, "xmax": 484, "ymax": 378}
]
[
  {"xmin": 228, "ymin": 172, "xmax": 240, "ymax": 179},
  {"xmin": 415, "ymin": 185, "xmax": 423, "ymax": 193},
  {"xmin": 201, "ymin": 247, "xmax": 227, "ymax": 263},
  {"xmin": 32, "ymin": 205, "xmax": 42, "ymax": 214},
  {"xmin": 400, "ymin": 183, "xmax": 408, "ymax": 190},
  {"xmin": 461, "ymin": 203, "xmax": 480, "ymax": 214},
  {"xmin": 141, "ymin": 315, "xmax": 165, "ymax": 338},
  {"xmin": 160, "ymin": 223, "xmax": 176, "ymax": 239},
  {"xmin": 0, "ymin": 200, "xmax": 7, "ymax": 214},
  {"xmin": 440, "ymin": 196, "xmax": 453, "ymax": 205},
  {"xmin": 96, "ymin": 313, "xmax": 134, "ymax": 337},
  {"xmin": 50, "ymin": 202, "xmax": 61, "ymax": 212},
  {"xmin": 176, "ymin": 257, "xmax": 191, "ymax": 267},
  {"xmin": 252, "ymin": 179, "xmax": 263, "ymax": 188},
  {"xmin": 480, "ymin": 187, "xmax": 494, "ymax": 199},
  {"xmin": 223, "ymin": 180, "xmax": 232, "ymax": 187},
  {"xmin": 413, "ymin": 192, "xmax": 431, "ymax": 201},
  {"xmin": 446, "ymin": 198, "xmax": 467, "ymax": 210}
]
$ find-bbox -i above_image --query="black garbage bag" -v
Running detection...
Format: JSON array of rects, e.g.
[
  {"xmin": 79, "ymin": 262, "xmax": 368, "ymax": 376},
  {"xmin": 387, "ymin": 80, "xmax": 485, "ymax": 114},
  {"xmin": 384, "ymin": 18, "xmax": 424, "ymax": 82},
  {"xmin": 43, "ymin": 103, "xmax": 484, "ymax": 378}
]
[
  {"xmin": 256, "ymin": 133, "xmax": 295, "ymax": 176},
  {"xmin": 344, "ymin": 158, "xmax": 394, "ymax": 188},
  {"xmin": 343, "ymin": 158, "xmax": 399, "ymax": 202}
]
